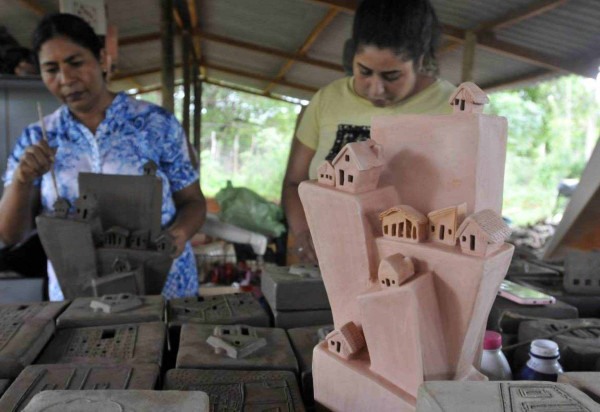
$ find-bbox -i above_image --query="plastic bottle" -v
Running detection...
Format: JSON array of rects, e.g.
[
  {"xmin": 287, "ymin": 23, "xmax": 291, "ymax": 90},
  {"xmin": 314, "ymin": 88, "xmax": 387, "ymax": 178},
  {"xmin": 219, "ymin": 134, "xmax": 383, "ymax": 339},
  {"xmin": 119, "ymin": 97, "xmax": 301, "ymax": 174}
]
[
  {"xmin": 480, "ymin": 330, "xmax": 512, "ymax": 380},
  {"xmin": 517, "ymin": 339, "xmax": 563, "ymax": 382}
]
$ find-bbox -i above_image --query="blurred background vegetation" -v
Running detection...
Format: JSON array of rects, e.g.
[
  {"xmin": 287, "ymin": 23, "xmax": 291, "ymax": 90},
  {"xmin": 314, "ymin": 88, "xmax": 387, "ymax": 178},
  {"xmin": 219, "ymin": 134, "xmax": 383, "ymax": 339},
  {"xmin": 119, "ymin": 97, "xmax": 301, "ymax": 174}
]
[{"xmin": 137, "ymin": 74, "xmax": 599, "ymax": 228}]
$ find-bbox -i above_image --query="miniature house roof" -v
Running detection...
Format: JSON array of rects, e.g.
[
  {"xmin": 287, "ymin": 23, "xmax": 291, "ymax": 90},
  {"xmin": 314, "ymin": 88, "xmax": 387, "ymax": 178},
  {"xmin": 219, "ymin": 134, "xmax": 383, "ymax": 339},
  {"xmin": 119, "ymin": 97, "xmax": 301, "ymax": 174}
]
[
  {"xmin": 457, "ymin": 209, "xmax": 511, "ymax": 243},
  {"xmin": 449, "ymin": 82, "xmax": 489, "ymax": 106},
  {"xmin": 332, "ymin": 140, "xmax": 384, "ymax": 171},
  {"xmin": 427, "ymin": 206, "xmax": 458, "ymax": 219},
  {"xmin": 379, "ymin": 205, "xmax": 428, "ymax": 224},
  {"xmin": 318, "ymin": 160, "xmax": 334, "ymax": 172}
]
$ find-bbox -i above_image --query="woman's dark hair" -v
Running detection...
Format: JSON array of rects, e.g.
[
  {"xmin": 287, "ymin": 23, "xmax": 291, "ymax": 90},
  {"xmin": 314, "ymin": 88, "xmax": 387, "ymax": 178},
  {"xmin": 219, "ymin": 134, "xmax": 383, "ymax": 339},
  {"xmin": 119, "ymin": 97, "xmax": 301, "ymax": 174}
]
[
  {"xmin": 352, "ymin": 0, "xmax": 440, "ymax": 70},
  {"xmin": 32, "ymin": 13, "xmax": 103, "ymax": 60}
]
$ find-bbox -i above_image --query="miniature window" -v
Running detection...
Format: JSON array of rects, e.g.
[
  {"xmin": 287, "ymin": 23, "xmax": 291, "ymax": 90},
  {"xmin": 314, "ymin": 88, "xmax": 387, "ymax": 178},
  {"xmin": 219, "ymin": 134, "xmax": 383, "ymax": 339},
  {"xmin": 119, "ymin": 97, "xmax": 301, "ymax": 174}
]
[
  {"xmin": 454, "ymin": 98, "xmax": 459, "ymax": 106},
  {"xmin": 406, "ymin": 221, "xmax": 412, "ymax": 238},
  {"xmin": 391, "ymin": 224, "xmax": 397, "ymax": 237},
  {"xmin": 348, "ymin": 175, "xmax": 354, "ymax": 183},
  {"xmin": 320, "ymin": 174, "xmax": 324, "ymax": 178},
  {"xmin": 462, "ymin": 236, "xmax": 466, "ymax": 242},
  {"xmin": 412, "ymin": 227, "xmax": 416, "ymax": 239},
  {"xmin": 384, "ymin": 225, "xmax": 389, "ymax": 235},
  {"xmin": 345, "ymin": 154, "xmax": 350, "ymax": 162},
  {"xmin": 470, "ymin": 234, "xmax": 476, "ymax": 251},
  {"xmin": 440, "ymin": 225, "xmax": 445, "ymax": 240},
  {"xmin": 460, "ymin": 100, "xmax": 465, "ymax": 111},
  {"xmin": 399, "ymin": 222, "xmax": 404, "ymax": 237},
  {"xmin": 431, "ymin": 225, "xmax": 435, "ymax": 232}
]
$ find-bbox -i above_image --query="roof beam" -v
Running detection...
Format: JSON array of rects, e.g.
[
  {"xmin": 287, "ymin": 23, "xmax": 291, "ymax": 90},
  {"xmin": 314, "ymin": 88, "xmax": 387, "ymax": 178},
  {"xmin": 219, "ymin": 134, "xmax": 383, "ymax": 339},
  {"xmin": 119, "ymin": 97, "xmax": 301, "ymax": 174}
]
[
  {"xmin": 131, "ymin": 78, "xmax": 300, "ymax": 105},
  {"xmin": 476, "ymin": 0, "xmax": 569, "ymax": 32},
  {"xmin": 193, "ymin": 29, "xmax": 344, "ymax": 73},
  {"xmin": 305, "ymin": 0, "xmax": 359, "ymax": 13},
  {"xmin": 111, "ymin": 62, "xmax": 317, "ymax": 93},
  {"xmin": 17, "ymin": 0, "xmax": 46, "ymax": 16},
  {"xmin": 263, "ymin": 7, "xmax": 339, "ymax": 94}
]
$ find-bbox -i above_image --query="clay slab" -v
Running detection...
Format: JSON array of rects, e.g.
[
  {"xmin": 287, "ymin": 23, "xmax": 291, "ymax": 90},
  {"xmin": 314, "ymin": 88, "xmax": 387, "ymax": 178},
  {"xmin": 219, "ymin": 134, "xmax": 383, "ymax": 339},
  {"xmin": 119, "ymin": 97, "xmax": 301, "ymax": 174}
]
[
  {"xmin": 487, "ymin": 294, "xmax": 578, "ymax": 334},
  {"xmin": 21, "ymin": 390, "xmax": 209, "ymax": 412},
  {"xmin": 0, "ymin": 301, "xmax": 68, "ymax": 379},
  {"xmin": 36, "ymin": 322, "xmax": 165, "ymax": 366},
  {"xmin": 164, "ymin": 369, "xmax": 305, "ymax": 411},
  {"xmin": 272, "ymin": 308, "xmax": 333, "ymax": 329},
  {"xmin": 56, "ymin": 295, "xmax": 164, "ymax": 329},
  {"xmin": 79, "ymin": 172, "xmax": 162, "ymax": 242},
  {"xmin": 176, "ymin": 323, "xmax": 298, "ymax": 373},
  {"xmin": 0, "ymin": 364, "xmax": 159, "ymax": 411},
  {"xmin": 167, "ymin": 293, "xmax": 270, "ymax": 327},
  {"xmin": 416, "ymin": 381, "xmax": 599, "ymax": 412},
  {"xmin": 261, "ymin": 264, "xmax": 330, "ymax": 310},
  {"xmin": 559, "ymin": 372, "xmax": 600, "ymax": 403},
  {"xmin": 287, "ymin": 325, "xmax": 333, "ymax": 405}
]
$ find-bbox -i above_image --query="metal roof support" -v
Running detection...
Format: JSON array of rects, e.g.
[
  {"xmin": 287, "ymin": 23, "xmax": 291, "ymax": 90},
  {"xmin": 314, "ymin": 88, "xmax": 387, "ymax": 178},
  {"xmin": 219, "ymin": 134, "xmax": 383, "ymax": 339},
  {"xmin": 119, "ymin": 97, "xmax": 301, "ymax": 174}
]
[
  {"xmin": 161, "ymin": 0, "xmax": 175, "ymax": 113},
  {"xmin": 461, "ymin": 31, "xmax": 477, "ymax": 83}
]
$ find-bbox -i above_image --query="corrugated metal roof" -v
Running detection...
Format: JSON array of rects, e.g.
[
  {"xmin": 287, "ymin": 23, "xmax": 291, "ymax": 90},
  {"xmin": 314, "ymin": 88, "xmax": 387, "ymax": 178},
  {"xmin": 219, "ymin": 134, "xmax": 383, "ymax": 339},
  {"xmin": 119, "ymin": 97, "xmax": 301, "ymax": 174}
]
[{"xmin": 2, "ymin": 0, "xmax": 599, "ymax": 101}]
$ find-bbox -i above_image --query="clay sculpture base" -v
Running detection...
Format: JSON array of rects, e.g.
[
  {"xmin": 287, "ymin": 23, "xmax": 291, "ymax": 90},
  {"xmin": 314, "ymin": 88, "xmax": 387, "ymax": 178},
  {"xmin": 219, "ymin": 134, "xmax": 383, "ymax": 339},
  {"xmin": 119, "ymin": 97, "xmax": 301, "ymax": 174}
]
[
  {"xmin": 0, "ymin": 301, "xmax": 68, "ymax": 379},
  {"xmin": 56, "ymin": 295, "xmax": 164, "ymax": 329},
  {"xmin": 36, "ymin": 322, "xmax": 165, "ymax": 366},
  {"xmin": 312, "ymin": 341, "xmax": 416, "ymax": 412},
  {"xmin": 22, "ymin": 390, "xmax": 209, "ymax": 412},
  {"xmin": 0, "ymin": 364, "xmax": 159, "ymax": 411},
  {"xmin": 164, "ymin": 369, "xmax": 305, "ymax": 411}
]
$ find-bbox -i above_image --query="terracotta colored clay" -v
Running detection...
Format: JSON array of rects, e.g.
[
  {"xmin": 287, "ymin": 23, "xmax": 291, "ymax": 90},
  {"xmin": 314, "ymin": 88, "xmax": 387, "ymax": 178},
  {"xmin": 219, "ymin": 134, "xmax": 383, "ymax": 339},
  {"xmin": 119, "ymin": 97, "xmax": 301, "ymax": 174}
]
[{"xmin": 299, "ymin": 83, "xmax": 514, "ymax": 411}]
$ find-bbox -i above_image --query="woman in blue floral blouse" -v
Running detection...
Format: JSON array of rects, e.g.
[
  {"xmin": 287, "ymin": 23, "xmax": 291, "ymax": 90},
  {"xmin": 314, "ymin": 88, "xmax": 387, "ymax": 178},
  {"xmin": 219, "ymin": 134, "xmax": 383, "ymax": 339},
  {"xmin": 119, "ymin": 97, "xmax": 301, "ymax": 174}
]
[{"xmin": 0, "ymin": 13, "xmax": 206, "ymax": 300}]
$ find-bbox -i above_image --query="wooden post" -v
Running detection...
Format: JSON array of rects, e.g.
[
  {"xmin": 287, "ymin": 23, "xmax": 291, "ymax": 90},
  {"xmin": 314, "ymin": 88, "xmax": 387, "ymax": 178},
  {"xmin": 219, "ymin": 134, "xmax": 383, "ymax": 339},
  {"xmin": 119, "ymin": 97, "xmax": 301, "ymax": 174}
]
[
  {"xmin": 461, "ymin": 30, "xmax": 477, "ymax": 83},
  {"xmin": 182, "ymin": 32, "xmax": 191, "ymax": 138},
  {"xmin": 161, "ymin": 0, "xmax": 175, "ymax": 112},
  {"xmin": 193, "ymin": 63, "xmax": 202, "ymax": 175}
]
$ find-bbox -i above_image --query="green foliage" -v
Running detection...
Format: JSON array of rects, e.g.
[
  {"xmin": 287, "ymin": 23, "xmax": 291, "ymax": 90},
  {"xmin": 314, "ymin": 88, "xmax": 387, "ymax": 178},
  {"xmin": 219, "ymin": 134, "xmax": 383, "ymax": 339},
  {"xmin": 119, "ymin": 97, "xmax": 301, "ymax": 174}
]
[
  {"xmin": 488, "ymin": 75, "xmax": 599, "ymax": 225},
  {"xmin": 198, "ymin": 84, "xmax": 299, "ymax": 203}
]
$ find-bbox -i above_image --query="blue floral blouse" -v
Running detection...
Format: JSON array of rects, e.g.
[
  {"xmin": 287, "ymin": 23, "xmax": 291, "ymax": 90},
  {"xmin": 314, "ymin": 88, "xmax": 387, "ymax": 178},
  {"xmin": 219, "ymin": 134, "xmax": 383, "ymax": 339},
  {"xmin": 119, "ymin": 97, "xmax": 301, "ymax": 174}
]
[{"xmin": 3, "ymin": 92, "xmax": 200, "ymax": 300}]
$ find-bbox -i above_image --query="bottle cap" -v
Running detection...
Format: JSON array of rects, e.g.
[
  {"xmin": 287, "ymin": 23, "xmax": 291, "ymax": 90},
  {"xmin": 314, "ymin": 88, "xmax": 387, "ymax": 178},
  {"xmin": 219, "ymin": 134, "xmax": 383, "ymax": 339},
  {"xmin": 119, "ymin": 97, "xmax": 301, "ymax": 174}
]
[
  {"xmin": 483, "ymin": 330, "xmax": 502, "ymax": 350},
  {"xmin": 530, "ymin": 339, "xmax": 559, "ymax": 358}
]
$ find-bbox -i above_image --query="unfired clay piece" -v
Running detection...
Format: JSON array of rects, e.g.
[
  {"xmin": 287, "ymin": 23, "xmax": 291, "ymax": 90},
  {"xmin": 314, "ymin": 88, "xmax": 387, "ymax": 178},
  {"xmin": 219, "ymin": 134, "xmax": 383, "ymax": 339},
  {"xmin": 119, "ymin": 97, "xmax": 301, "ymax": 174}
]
[
  {"xmin": 89, "ymin": 293, "xmax": 144, "ymax": 313},
  {"xmin": 0, "ymin": 364, "xmax": 159, "ymax": 411},
  {"xmin": 36, "ymin": 322, "xmax": 165, "ymax": 366},
  {"xmin": 167, "ymin": 292, "xmax": 270, "ymax": 327},
  {"xmin": 22, "ymin": 390, "xmax": 209, "ymax": 412},
  {"xmin": 206, "ymin": 325, "xmax": 267, "ymax": 359},
  {"xmin": 176, "ymin": 323, "xmax": 298, "ymax": 373},
  {"xmin": 36, "ymin": 163, "xmax": 174, "ymax": 298},
  {"xmin": 261, "ymin": 263, "xmax": 330, "ymax": 311},
  {"xmin": 0, "ymin": 301, "xmax": 68, "ymax": 379},
  {"xmin": 56, "ymin": 295, "xmax": 164, "ymax": 329},
  {"xmin": 416, "ymin": 381, "xmax": 599, "ymax": 412},
  {"xmin": 164, "ymin": 369, "xmax": 305, "ymax": 412},
  {"xmin": 558, "ymin": 372, "xmax": 600, "ymax": 403},
  {"xmin": 299, "ymin": 83, "xmax": 515, "ymax": 411}
]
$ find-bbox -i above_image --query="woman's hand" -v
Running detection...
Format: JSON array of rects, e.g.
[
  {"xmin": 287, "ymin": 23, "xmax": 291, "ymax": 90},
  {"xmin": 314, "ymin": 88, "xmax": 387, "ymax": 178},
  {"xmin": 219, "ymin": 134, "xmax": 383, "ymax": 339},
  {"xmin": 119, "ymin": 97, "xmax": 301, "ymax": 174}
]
[
  {"xmin": 167, "ymin": 226, "xmax": 188, "ymax": 258},
  {"xmin": 14, "ymin": 140, "xmax": 55, "ymax": 185}
]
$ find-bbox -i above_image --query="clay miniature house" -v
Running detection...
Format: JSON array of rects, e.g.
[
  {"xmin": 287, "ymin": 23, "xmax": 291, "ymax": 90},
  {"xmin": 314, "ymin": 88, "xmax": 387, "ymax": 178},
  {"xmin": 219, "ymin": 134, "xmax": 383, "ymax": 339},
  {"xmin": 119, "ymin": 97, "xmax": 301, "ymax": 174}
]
[
  {"xmin": 380, "ymin": 205, "xmax": 428, "ymax": 243},
  {"xmin": 331, "ymin": 140, "xmax": 384, "ymax": 193},
  {"xmin": 326, "ymin": 321, "xmax": 366, "ymax": 360},
  {"xmin": 317, "ymin": 160, "xmax": 335, "ymax": 186},
  {"xmin": 378, "ymin": 253, "xmax": 415, "ymax": 288},
  {"xmin": 427, "ymin": 204, "xmax": 467, "ymax": 246},
  {"xmin": 456, "ymin": 209, "xmax": 511, "ymax": 257},
  {"xmin": 103, "ymin": 226, "xmax": 130, "ymax": 248},
  {"xmin": 74, "ymin": 193, "xmax": 98, "ymax": 221},
  {"xmin": 130, "ymin": 230, "xmax": 150, "ymax": 250},
  {"xmin": 449, "ymin": 82, "xmax": 489, "ymax": 114},
  {"xmin": 53, "ymin": 197, "xmax": 70, "ymax": 218}
]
